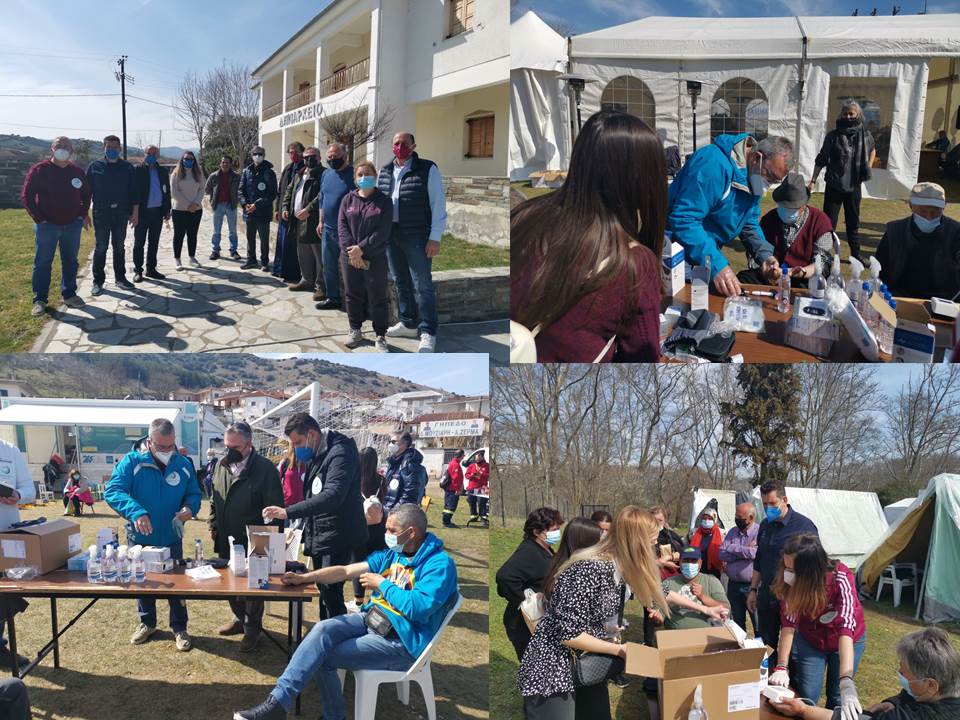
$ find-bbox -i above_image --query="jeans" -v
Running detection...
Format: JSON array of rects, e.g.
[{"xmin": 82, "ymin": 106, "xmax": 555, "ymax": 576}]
[
  {"xmin": 246, "ymin": 218, "xmax": 271, "ymax": 265},
  {"xmin": 341, "ymin": 252, "xmax": 389, "ymax": 335},
  {"xmin": 822, "ymin": 184, "xmax": 863, "ymax": 258},
  {"xmin": 133, "ymin": 206, "xmax": 165, "ymax": 273},
  {"xmin": 311, "ymin": 550, "xmax": 351, "ymax": 620},
  {"xmin": 137, "ymin": 541, "xmax": 187, "ymax": 632},
  {"xmin": 92, "ymin": 207, "xmax": 130, "ymax": 285},
  {"xmin": 386, "ymin": 224, "xmax": 438, "ymax": 335},
  {"xmin": 33, "ymin": 218, "xmax": 82, "ymax": 303},
  {"xmin": 211, "ymin": 202, "xmax": 238, "ymax": 252},
  {"xmin": 727, "ymin": 579, "xmax": 759, "ymax": 634},
  {"xmin": 171, "ymin": 209, "xmax": 202, "ymax": 259},
  {"xmin": 792, "ymin": 630, "xmax": 866, "ymax": 708},
  {"xmin": 270, "ymin": 612, "xmax": 413, "ymax": 718},
  {"xmin": 321, "ymin": 226, "xmax": 343, "ymax": 302}
]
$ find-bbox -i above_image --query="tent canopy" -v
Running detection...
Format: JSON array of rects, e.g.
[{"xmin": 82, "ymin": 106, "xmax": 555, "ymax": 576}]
[
  {"xmin": 691, "ymin": 486, "xmax": 888, "ymax": 569},
  {"xmin": 883, "ymin": 497, "xmax": 916, "ymax": 525},
  {"xmin": 511, "ymin": 11, "xmax": 567, "ymax": 72},
  {"xmin": 0, "ymin": 403, "xmax": 180, "ymax": 429}
]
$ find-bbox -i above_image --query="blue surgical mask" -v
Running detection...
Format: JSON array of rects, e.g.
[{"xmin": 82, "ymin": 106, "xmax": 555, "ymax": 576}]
[
  {"xmin": 182, "ymin": 159, "xmax": 194, "ymax": 168},
  {"xmin": 913, "ymin": 214, "xmax": 942, "ymax": 233},
  {"xmin": 384, "ymin": 529, "xmax": 410, "ymax": 552},
  {"xmin": 898, "ymin": 672, "xmax": 916, "ymax": 698},
  {"xmin": 681, "ymin": 563, "xmax": 699, "ymax": 579},
  {"xmin": 777, "ymin": 205, "xmax": 800, "ymax": 223},
  {"xmin": 701, "ymin": 519, "xmax": 715, "ymax": 530},
  {"xmin": 294, "ymin": 446, "xmax": 314, "ymax": 463},
  {"xmin": 146, "ymin": 154, "xmax": 157, "ymax": 165},
  {"xmin": 356, "ymin": 176, "xmax": 376, "ymax": 190},
  {"xmin": 545, "ymin": 529, "xmax": 562, "ymax": 545},
  {"xmin": 105, "ymin": 148, "xmax": 120, "ymax": 161},
  {"xmin": 765, "ymin": 506, "xmax": 782, "ymax": 522}
]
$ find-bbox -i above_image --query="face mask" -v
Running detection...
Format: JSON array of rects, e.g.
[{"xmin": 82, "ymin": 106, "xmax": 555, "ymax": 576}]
[
  {"xmin": 898, "ymin": 673, "xmax": 917, "ymax": 699},
  {"xmin": 53, "ymin": 148, "xmax": 71, "ymax": 162},
  {"xmin": 304, "ymin": 156, "xmax": 319, "ymax": 169},
  {"xmin": 701, "ymin": 519, "xmax": 715, "ymax": 530},
  {"xmin": 393, "ymin": 143, "xmax": 413, "ymax": 162},
  {"xmin": 153, "ymin": 450, "xmax": 174, "ymax": 465},
  {"xmin": 145, "ymin": 154, "xmax": 157, "ymax": 165},
  {"xmin": 735, "ymin": 518, "xmax": 749, "ymax": 532},
  {"xmin": 765, "ymin": 506, "xmax": 782, "ymax": 522},
  {"xmin": 252, "ymin": 154, "xmax": 264, "ymax": 165},
  {"xmin": 294, "ymin": 446, "xmax": 314, "ymax": 463},
  {"xmin": 328, "ymin": 157, "xmax": 344, "ymax": 170},
  {"xmin": 749, "ymin": 152, "xmax": 770, "ymax": 196},
  {"xmin": 182, "ymin": 158, "xmax": 194, "ymax": 168},
  {"xmin": 356, "ymin": 176, "xmax": 376, "ymax": 190},
  {"xmin": 223, "ymin": 447, "xmax": 244, "ymax": 465},
  {"xmin": 105, "ymin": 148, "xmax": 120, "ymax": 161},
  {"xmin": 777, "ymin": 205, "xmax": 800, "ymax": 223},
  {"xmin": 838, "ymin": 117, "xmax": 860, "ymax": 129},
  {"xmin": 387, "ymin": 442, "xmax": 399, "ymax": 456},
  {"xmin": 681, "ymin": 563, "xmax": 699, "ymax": 580},
  {"xmin": 384, "ymin": 529, "xmax": 410, "ymax": 552},
  {"xmin": 913, "ymin": 213, "xmax": 942, "ymax": 233},
  {"xmin": 783, "ymin": 569, "xmax": 796, "ymax": 586},
  {"xmin": 545, "ymin": 529, "xmax": 562, "ymax": 545}
]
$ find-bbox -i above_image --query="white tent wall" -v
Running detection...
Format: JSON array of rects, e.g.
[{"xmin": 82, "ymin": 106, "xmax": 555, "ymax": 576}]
[{"xmin": 510, "ymin": 69, "xmax": 572, "ymax": 180}]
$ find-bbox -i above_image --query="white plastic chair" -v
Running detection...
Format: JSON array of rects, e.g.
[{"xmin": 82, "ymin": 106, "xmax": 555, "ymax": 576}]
[
  {"xmin": 35, "ymin": 482, "xmax": 53, "ymax": 504},
  {"xmin": 876, "ymin": 563, "xmax": 918, "ymax": 608},
  {"xmin": 340, "ymin": 593, "xmax": 463, "ymax": 720}
]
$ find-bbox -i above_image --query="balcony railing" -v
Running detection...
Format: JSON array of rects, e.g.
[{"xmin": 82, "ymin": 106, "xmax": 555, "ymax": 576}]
[
  {"xmin": 262, "ymin": 99, "xmax": 283, "ymax": 121},
  {"xmin": 318, "ymin": 57, "xmax": 370, "ymax": 99},
  {"xmin": 286, "ymin": 84, "xmax": 317, "ymax": 112}
]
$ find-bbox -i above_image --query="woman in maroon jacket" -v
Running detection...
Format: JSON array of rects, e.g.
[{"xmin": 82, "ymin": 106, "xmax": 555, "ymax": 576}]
[
  {"xmin": 511, "ymin": 110, "xmax": 667, "ymax": 362},
  {"xmin": 338, "ymin": 160, "xmax": 394, "ymax": 352}
]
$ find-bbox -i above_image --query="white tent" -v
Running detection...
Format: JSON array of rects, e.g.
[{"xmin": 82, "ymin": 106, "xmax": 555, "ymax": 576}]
[
  {"xmin": 509, "ymin": 11, "xmax": 573, "ymax": 180},
  {"xmin": 691, "ymin": 485, "xmax": 888, "ymax": 569},
  {"xmin": 883, "ymin": 497, "xmax": 917, "ymax": 525},
  {"xmin": 566, "ymin": 13, "xmax": 960, "ymax": 199}
]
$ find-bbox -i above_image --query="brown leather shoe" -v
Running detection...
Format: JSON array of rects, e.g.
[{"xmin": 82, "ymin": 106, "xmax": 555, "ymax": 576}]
[
  {"xmin": 287, "ymin": 282, "xmax": 312, "ymax": 292},
  {"xmin": 313, "ymin": 289, "xmax": 326, "ymax": 301},
  {"xmin": 217, "ymin": 619, "xmax": 243, "ymax": 636},
  {"xmin": 239, "ymin": 629, "xmax": 261, "ymax": 653}
]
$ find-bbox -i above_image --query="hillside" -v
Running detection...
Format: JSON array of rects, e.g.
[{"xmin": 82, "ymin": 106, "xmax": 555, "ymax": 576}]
[
  {"xmin": 0, "ymin": 134, "xmax": 190, "ymax": 162},
  {"xmin": 0, "ymin": 354, "xmax": 436, "ymax": 400}
]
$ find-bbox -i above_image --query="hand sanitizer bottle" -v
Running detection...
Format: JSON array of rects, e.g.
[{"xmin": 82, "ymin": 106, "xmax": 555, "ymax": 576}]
[
  {"xmin": 809, "ymin": 255, "xmax": 826, "ymax": 300},
  {"xmin": 101, "ymin": 544, "xmax": 117, "ymax": 583},
  {"xmin": 130, "ymin": 546, "xmax": 146, "ymax": 584},
  {"xmin": 117, "ymin": 545, "xmax": 131, "ymax": 584},
  {"xmin": 691, "ymin": 255, "xmax": 710, "ymax": 311},
  {"xmin": 776, "ymin": 265, "xmax": 790, "ymax": 314},
  {"xmin": 195, "ymin": 538, "xmax": 204, "ymax": 567},
  {"xmin": 86, "ymin": 545, "xmax": 102, "ymax": 584},
  {"xmin": 688, "ymin": 684, "xmax": 708, "ymax": 720}
]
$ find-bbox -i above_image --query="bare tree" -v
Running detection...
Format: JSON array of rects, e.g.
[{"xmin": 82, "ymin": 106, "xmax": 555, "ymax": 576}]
[
  {"xmin": 175, "ymin": 71, "xmax": 212, "ymax": 170},
  {"xmin": 319, "ymin": 93, "xmax": 395, "ymax": 161},
  {"xmin": 206, "ymin": 61, "xmax": 260, "ymax": 167}
]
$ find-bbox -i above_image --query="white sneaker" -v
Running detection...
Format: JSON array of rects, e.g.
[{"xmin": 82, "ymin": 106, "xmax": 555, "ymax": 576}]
[
  {"xmin": 31, "ymin": 301, "xmax": 46, "ymax": 317},
  {"xmin": 345, "ymin": 600, "xmax": 362, "ymax": 614},
  {"xmin": 175, "ymin": 259, "xmax": 183, "ymax": 270},
  {"xmin": 189, "ymin": 257, "xmax": 201, "ymax": 268},
  {"xmin": 385, "ymin": 322, "xmax": 418, "ymax": 338},
  {"xmin": 418, "ymin": 333, "xmax": 436, "ymax": 353},
  {"xmin": 344, "ymin": 329, "xmax": 364, "ymax": 348},
  {"xmin": 130, "ymin": 623, "xmax": 157, "ymax": 645},
  {"xmin": 375, "ymin": 336, "xmax": 389, "ymax": 353}
]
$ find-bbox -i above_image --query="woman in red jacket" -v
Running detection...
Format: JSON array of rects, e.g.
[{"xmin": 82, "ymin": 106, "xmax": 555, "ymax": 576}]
[
  {"xmin": 465, "ymin": 451, "xmax": 490, "ymax": 527},
  {"xmin": 442, "ymin": 449, "xmax": 465, "ymax": 528},
  {"xmin": 687, "ymin": 507, "xmax": 724, "ymax": 579}
]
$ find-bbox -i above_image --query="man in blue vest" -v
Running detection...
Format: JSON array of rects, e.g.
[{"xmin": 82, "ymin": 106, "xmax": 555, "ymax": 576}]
[
  {"xmin": 105, "ymin": 418, "xmax": 202, "ymax": 652},
  {"xmin": 377, "ymin": 132, "xmax": 447, "ymax": 353}
]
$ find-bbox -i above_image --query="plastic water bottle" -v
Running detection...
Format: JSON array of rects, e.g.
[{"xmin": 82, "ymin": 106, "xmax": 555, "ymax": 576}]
[
  {"xmin": 691, "ymin": 255, "xmax": 710, "ymax": 311},
  {"xmin": 828, "ymin": 254, "xmax": 844, "ymax": 291},
  {"xmin": 809, "ymin": 255, "xmax": 826, "ymax": 299},
  {"xmin": 880, "ymin": 299, "xmax": 898, "ymax": 355},
  {"xmin": 130, "ymin": 546, "xmax": 146, "ymax": 584},
  {"xmin": 117, "ymin": 545, "xmax": 131, "ymax": 584},
  {"xmin": 858, "ymin": 281, "xmax": 871, "ymax": 314},
  {"xmin": 759, "ymin": 652, "xmax": 770, "ymax": 690},
  {"xmin": 194, "ymin": 538, "xmax": 204, "ymax": 567},
  {"xmin": 776, "ymin": 264, "xmax": 791, "ymax": 314},
  {"xmin": 86, "ymin": 545, "xmax": 102, "ymax": 584},
  {"xmin": 688, "ymin": 684, "xmax": 707, "ymax": 720},
  {"xmin": 101, "ymin": 544, "xmax": 117, "ymax": 583}
]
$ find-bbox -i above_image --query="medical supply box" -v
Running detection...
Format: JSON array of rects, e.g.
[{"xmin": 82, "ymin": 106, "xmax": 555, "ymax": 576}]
[
  {"xmin": 0, "ymin": 519, "xmax": 82, "ymax": 574},
  {"xmin": 626, "ymin": 625, "xmax": 770, "ymax": 720}
]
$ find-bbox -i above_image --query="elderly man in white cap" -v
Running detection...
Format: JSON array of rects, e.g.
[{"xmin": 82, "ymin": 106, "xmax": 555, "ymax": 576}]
[{"xmin": 876, "ymin": 182, "xmax": 960, "ymax": 300}]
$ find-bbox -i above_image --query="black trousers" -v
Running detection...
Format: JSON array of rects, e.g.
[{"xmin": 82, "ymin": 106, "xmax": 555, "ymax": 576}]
[
  {"xmin": 172, "ymin": 209, "xmax": 203, "ymax": 259},
  {"xmin": 468, "ymin": 494, "xmax": 488, "ymax": 518},
  {"xmin": 227, "ymin": 597, "xmax": 264, "ymax": 633},
  {"xmin": 442, "ymin": 490, "xmax": 461, "ymax": 525},
  {"xmin": 757, "ymin": 585, "xmax": 783, "ymax": 655},
  {"xmin": 341, "ymin": 252, "xmax": 390, "ymax": 336},
  {"xmin": 523, "ymin": 684, "xmax": 610, "ymax": 720},
  {"xmin": 133, "ymin": 206, "xmax": 165, "ymax": 272},
  {"xmin": 822, "ymin": 184, "xmax": 862, "ymax": 258},
  {"xmin": 62, "ymin": 495, "xmax": 81, "ymax": 515},
  {"xmin": 246, "ymin": 218, "xmax": 271, "ymax": 266},
  {"xmin": 92, "ymin": 207, "xmax": 129, "ymax": 285},
  {"xmin": 311, "ymin": 549, "xmax": 350, "ymax": 620},
  {"xmin": 504, "ymin": 607, "xmax": 532, "ymax": 660}
]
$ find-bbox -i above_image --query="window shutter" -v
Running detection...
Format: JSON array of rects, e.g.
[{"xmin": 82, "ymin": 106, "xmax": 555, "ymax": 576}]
[{"xmin": 481, "ymin": 117, "xmax": 494, "ymax": 157}]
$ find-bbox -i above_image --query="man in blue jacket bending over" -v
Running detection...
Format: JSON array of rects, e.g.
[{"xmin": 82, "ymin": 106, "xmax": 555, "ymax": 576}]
[
  {"xmin": 105, "ymin": 418, "xmax": 202, "ymax": 652},
  {"xmin": 668, "ymin": 133, "xmax": 793, "ymax": 297},
  {"xmin": 234, "ymin": 503, "xmax": 459, "ymax": 720}
]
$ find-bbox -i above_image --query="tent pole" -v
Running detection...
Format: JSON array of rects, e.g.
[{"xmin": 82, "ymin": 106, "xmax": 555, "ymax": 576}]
[
  {"xmin": 793, "ymin": 16, "xmax": 808, "ymax": 174},
  {"xmin": 915, "ymin": 528, "xmax": 933, "ymax": 621}
]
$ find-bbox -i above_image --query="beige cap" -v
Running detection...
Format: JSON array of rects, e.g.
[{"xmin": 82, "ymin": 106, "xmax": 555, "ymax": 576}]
[
  {"xmin": 910, "ymin": 182, "xmax": 946, "ymax": 208},
  {"xmin": 700, "ymin": 507, "xmax": 718, "ymax": 519}
]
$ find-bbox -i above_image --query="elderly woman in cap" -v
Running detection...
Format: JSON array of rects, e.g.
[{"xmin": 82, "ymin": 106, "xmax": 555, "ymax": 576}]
[
  {"xmin": 876, "ymin": 182, "xmax": 960, "ymax": 300},
  {"xmin": 770, "ymin": 626, "xmax": 960, "ymax": 720},
  {"xmin": 744, "ymin": 172, "xmax": 836, "ymax": 288},
  {"xmin": 809, "ymin": 99, "xmax": 876, "ymax": 264},
  {"xmin": 686, "ymin": 506, "xmax": 724, "ymax": 579}
]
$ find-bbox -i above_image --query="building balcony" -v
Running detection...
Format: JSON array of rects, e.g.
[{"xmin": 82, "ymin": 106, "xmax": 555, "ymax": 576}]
[
  {"xmin": 318, "ymin": 57, "xmax": 370, "ymax": 99},
  {"xmin": 263, "ymin": 99, "xmax": 283, "ymax": 121},
  {"xmin": 286, "ymin": 84, "xmax": 317, "ymax": 112}
]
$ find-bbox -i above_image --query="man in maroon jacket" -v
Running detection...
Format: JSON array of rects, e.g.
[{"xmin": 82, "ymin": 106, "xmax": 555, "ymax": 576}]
[{"xmin": 20, "ymin": 136, "xmax": 92, "ymax": 317}]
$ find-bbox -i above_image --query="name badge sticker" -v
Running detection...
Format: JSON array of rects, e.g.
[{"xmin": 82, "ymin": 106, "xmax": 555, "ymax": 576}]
[
  {"xmin": 71, "ymin": 177, "xmax": 83, "ymax": 189},
  {"xmin": 257, "ymin": 182, "xmax": 266, "ymax": 191}
]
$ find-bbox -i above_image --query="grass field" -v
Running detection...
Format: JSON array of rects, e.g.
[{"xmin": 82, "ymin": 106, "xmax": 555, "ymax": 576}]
[
  {"xmin": 0, "ymin": 209, "xmax": 95, "ymax": 353},
  {"xmin": 9, "ymin": 487, "xmax": 488, "ymax": 720},
  {"xmin": 490, "ymin": 525, "xmax": 960, "ymax": 720},
  {"xmin": 434, "ymin": 233, "xmax": 510, "ymax": 272}
]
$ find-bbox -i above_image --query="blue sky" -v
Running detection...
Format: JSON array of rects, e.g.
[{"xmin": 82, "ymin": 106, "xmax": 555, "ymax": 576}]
[
  {"xmin": 256, "ymin": 354, "xmax": 491, "ymax": 396},
  {"xmin": 513, "ymin": 0, "xmax": 958, "ymax": 35},
  {"xmin": 0, "ymin": 0, "xmax": 337, "ymax": 147}
]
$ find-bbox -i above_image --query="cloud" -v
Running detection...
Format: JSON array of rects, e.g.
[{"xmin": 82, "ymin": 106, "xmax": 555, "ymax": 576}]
[{"xmin": 585, "ymin": 0, "xmax": 664, "ymax": 21}]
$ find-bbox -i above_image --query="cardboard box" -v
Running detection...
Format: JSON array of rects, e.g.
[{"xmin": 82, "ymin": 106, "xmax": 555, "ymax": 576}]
[
  {"xmin": 0, "ymin": 519, "xmax": 82, "ymax": 574},
  {"xmin": 246, "ymin": 525, "xmax": 285, "ymax": 575},
  {"xmin": 227, "ymin": 535, "xmax": 247, "ymax": 577},
  {"xmin": 893, "ymin": 301, "xmax": 936, "ymax": 363},
  {"xmin": 662, "ymin": 240, "xmax": 685, "ymax": 296},
  {"xmin": 626, "ymin": 626, "xmax": 768, "ymax": 720}
]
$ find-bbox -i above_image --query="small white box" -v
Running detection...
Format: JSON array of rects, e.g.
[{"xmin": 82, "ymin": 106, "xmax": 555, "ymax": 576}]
[
  {"xmin": 146, "ymin": 558, "xmax": 174, "ymax": 573},
  {"xmin": 786, "ymin": 297, "xmax": 838, "ymax": 358},
  {"xmin": 247, "ymin": 526, "xmax": 285, "ymax": 575},
  {"xmin": 141, "ymin": 546, "xmax": 171, "ymax": 564},
  {"xmin": 661, "ymin": 240, "xmax": 685, "ymax": 296},
  {"xmin": 227, "ymin": 536, "xmax": 247, "ymax": 577},
  {"xmin": 246, "ymin": 553, "xmax": 270, "ymax": 589},
  {"xmin": 893, "ymin": 320, "xmax": 936, "ymax": 363},
  {"xmin": 930, "ymin": 297, "xmax": 960, "ymax": 320}
]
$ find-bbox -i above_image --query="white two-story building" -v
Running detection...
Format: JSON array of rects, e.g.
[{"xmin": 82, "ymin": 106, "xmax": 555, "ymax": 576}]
[{"xmin": 252, "ymin": 0, "xmax": 509, "ymax": 246}]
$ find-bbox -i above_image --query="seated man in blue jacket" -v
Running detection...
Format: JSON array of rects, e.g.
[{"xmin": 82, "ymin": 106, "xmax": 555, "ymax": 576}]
[
  {"xmin": 668, "ymin": 133, "xmax": 793, "ymax": 297},
  {"xmin": 234, "ymin": 504, "xmax": 459, "ymax": 720},
  {"xmin": 105, "ymin": 418, "xmax": 202, "ymax": 652},
  {"xmin": 383, "ymin": 431, "xmax": 424, "ymax": 511}
]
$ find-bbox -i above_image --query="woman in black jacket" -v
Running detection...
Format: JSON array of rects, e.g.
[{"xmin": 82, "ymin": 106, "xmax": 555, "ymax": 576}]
[
  {"xmin": 348, "ymin": 447, "xmax": 389, "ymax": 612},
  {"xmin": 495, "ymin": 507, "xmax": 564, "ymax": 660}
]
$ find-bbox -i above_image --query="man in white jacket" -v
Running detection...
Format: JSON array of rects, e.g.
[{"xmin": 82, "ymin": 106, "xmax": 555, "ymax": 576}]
[{"xmin": 0, "ymin": 439, "xmax": 37, "ymax": 668}]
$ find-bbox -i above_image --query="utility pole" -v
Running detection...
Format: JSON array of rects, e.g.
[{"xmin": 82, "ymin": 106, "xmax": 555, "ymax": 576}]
[{"xmin": 115, "ymin": 56, "xmax": 135, "ymax": 160}]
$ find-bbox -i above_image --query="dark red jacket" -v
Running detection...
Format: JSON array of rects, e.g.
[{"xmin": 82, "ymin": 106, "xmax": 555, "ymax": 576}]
[
  {"xmin": 446, "ymin": 458, "xmax": 465, "ymax": 494},
  {"xmin": 760, "ymin": 205, "xmax": 834, "ymax": 269},
  {"xmin": 465, "ymin": 461, "xmax": 489, "ymax": 493},
  {"xmin": 21, "ymin": 159, "xmax": 91, "ymax": 225},
  {"xmin": 780, "ymin": 562, "xmax": 866, "ymax": 652}
]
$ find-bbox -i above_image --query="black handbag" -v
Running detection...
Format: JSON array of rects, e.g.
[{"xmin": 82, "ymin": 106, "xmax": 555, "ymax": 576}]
[
  {"xmin": 570, "ymin": 584, "xmax": 627, "ymax": 687},
  {"xmin": 438, "ymin": 467, "xmax": 451, "ymax": 490}
]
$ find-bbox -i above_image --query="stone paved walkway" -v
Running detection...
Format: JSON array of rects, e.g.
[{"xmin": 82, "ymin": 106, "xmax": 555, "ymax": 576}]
[{"xmin": 32, "ymin": 212, "xmax": 508, "ymax": 363}]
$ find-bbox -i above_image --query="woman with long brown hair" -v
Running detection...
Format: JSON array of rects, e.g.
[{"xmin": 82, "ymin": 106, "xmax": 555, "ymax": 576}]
[
  {"xmin": 169, "ymin": 150, "xmax": 205, "ymax": 270},
  {"xmin": 511, "ymin": 110, "xmax": 667, "ymax": 362}
]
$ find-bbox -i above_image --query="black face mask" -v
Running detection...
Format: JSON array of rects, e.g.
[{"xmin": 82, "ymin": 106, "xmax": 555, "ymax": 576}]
[
  {"xmin": 735, "ymin": 518, "xmax": 750, "ymax": 532},
  {"xmin": 328, "ymin": 157, "xmax": 344, "ymax": 170},
  {"xmin": 222, "ymin": 447, "xmax": 244, "ymax": 465},
  {"xmin": 837, "ymin": 117, "xmax": 861, "ymax": 129},
  {"xmin": 304, "ymin": 156, "xmax": 319, "ymax": 169}
]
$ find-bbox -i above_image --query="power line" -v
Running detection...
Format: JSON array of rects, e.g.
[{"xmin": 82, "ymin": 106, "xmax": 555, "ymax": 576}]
[
  {"xmin": 127, "ymin": 94, "xmax": 181, "ymax": 110},
  {"xmin": 0, "ymin": 93, "xmax": 120, "ymax": 98},
  {"xmin": 0, "ymin": 119, "xmax": 180, "ymax": 132}
]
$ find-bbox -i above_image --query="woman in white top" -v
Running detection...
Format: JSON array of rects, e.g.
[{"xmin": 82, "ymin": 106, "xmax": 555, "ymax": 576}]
[{"xmin": 170, "ymin": 151, "xmax": 205, "ymax": 269}]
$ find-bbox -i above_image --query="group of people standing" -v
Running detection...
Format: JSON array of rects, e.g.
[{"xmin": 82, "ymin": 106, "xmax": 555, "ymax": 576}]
[{"xmin": 21, "ymin": 130, "xmax": 449, "ymax": 353}]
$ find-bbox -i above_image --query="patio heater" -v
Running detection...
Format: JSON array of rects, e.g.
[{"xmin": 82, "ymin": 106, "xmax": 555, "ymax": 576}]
[
  {"xmin": 560, "ymin": 73, "xmax": 596, "ymax": 137},
  {"xmin": 686, "ymin": 80, "xmax": 703, "ymax": 153}
]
